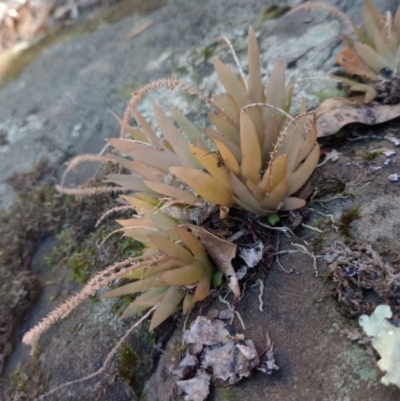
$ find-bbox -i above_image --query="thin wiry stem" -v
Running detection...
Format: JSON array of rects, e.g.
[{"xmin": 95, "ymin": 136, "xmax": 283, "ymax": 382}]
[
  {"xmin": 60, "ymin": 154, "xmax": 117, "ymax": 187},
  {"xmin": 22, "ymin": 256, "xmax": 146, "ymax": 345},
  {"xmin": 121, "ymin": 78, "xmax": 232, "ymax": 138},
  {"xmin": 271, "ymin": 2, "xmax": 357, "ymax": 36},
  {"xmin": 98, "ymin": 226, "xmax": 139, "ymax": 247},
  {"xmin": 241, "ymin": 102, "xmax": 299, "ymax": 129},
  {"xmin": 95, "ymin": 205, "xmax": 135, "ymax": 227},
  {"xmin": 295, "ymin": 76, "xmax": 343, "ymax": 84},
  {"xmin": 220, "ymin": 36, "xmax": 247, "ymax": 89},
  {"xmin": 37, "ymin": 306, "xmax": 157, "ymax": 400},
  {"xmin": 264, "ymin": 111, "xmax": 315, "ymax": 193}
]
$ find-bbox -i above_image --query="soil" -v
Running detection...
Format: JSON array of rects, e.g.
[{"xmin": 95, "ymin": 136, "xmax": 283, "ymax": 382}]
[{"xmin": 1, "ymin": 0, "xmax": 400, "ymax": 400}]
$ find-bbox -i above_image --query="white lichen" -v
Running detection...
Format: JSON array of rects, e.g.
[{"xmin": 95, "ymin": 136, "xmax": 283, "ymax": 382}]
[{"xmin": 359, "ymin": 305, "xmax": 400, "ymax": 389}]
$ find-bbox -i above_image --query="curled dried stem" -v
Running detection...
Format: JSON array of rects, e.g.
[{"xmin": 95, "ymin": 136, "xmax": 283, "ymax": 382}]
[
  {"xmin": 121, "ymin": 78, "xmax": 232, "ymax": 138},
  {"xmin": 220, "ymin": 36, "xmax": 247, "ymax": 88},
  {"xmin": 22, "ymin": 256, "xmax": 146, "ymax": 345},
  {"xmin": 95, "ymin": 205, "xmax": 135, "ymax": 227},
  {"xmin": 36, "ymin": 306, "xmax": 157, "ymax": 400},
  {"xmin": 271, "ymin": 2, "xmax": 357, "ymax": 36}
]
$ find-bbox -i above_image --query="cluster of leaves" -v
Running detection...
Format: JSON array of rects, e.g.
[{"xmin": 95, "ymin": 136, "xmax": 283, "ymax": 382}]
[
  {"xmin": 107, "ymin": 27, "xmax": 319, "ymax": 216},
  {"xmin": 289, "ymin": 0, "xmax": 400, "ymax": 104},
  {"xmin": 54, "ymin": 27, "xmax": 322, "ymax": 330},
  {"xmin": 336, "ymin": 0, "xmax": 400, "ymax": 102}
]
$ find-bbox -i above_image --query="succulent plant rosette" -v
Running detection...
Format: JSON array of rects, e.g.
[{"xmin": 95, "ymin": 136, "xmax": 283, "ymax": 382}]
[
  {"xmin": 334, "ymin": 0, "xmax": 400, "ymax": 103},
  {"xmin": 30, "ymin": 27, "xmax": 319, "ymax": 334}
]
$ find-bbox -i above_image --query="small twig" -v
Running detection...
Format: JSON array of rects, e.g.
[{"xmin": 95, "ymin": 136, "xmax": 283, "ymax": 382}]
[
  {"xmin": 220, "ymin": 36, "xmax": 247, "ymax": 89},
  {"xmin": 37, "ymin": 306, "xmax": 157, "ymax": 400},
  {"xmin": 301, "ymin": 223, "xmax": 323, "ymax": 233},
  {"xmin": 235, "ymin": 311, "xmax": 246, "ymax": 330},
  {"xmin": 257, "ymin": 220, "xmax": 295, "ymax": 238},
  {"xmin": 228, "ymin": 216, "xmax": 257, "ymax": 239},
  {"xmin": 275, "ymin": 234, "xmax": 293, "ymax": 274},
  {"xmin": 257, "ymin": 278, "xmax": 264, "ymax": 312},
  {"xmin": 124, "ymin": 19, "xmax": 153, "ymax": 41}
]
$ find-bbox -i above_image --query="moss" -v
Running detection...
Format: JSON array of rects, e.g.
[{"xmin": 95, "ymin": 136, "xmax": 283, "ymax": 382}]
[
  {"xmin": 118, "ymin": 82, "xmax": 147, "ymax": 101},
  {"xmin": 363, "ymin": 150, "xmax": 383, "ymax": 162},
  {"xmin": 47, "ymin": 225, "xmax": 143, "ymax": 284},
  {"xmin": 0, "ymin": 158, "xmax": 134, "ymax": 372},
  {"xmin": 8, "ymin": 342, "xmax": 49, "ymax": 400},
  {"xmin": 118, "ymin": 329, "xmax": 155, "ymax": 397},
  {"xmin": 119, "ymin": 343, "xmax": 139, "ymax": 382},
  {"xmin": 310, "ymin": 236, "xmax": 324, "ymax": 251},
  {"xmin": 338, "ymin": 207, "xmax": 362, "ymax": 240},
  {"xmin": 260, "ymin": 5, "xmax": 291, "ymax": 22},
  {"xmin": 201, "ymin": 42, "xmax": 219, "ymax": 61},
  {"xmin": 217, "ymin": 387, "xmax": 239, "ymax": 401},
  {"xmin": 112, "ymin": 294, "xmax": 136, "ymax": 316}
]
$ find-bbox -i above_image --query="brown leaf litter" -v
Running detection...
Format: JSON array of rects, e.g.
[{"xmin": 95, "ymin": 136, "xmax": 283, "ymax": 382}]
[
  {"xmin": 316, "ymin": 97, "xmax": 400, "ymax": 138},
  {"xmin": 173, "ymin": 315, "xmax": 278, "ymax": 401},
  {"xmin": 325, "ymin": 241, "xmax": 400, "ymax": 317}
]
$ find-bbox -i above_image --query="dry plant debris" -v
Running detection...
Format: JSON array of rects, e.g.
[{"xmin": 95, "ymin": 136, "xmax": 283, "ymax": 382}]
[
  {"xmin": 173, "ymin": 315, "xmax": 278, "ymax": 401},
  {"xmin": 359, "ymin": 305, "xmax": 400, "ymax": 389},
  {"xmin": 316, "ymin": 97, "xmax": 400, "ymax": 137},
  {"xmin": 325, "ymin": 241, "xmax": 400, "ymax": 316}
]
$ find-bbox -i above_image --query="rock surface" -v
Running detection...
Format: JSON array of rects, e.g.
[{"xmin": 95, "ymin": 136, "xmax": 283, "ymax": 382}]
[{"xmin": 1, "ymin": 0, "xmax": 400, "ymax": 400}]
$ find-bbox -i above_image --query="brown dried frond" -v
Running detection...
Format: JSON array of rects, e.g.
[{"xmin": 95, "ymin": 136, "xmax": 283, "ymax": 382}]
[
  {"xmin": 22, "ymin": 255, "xmax": 150, "ymax": 345},
  {"xmin": 55, "ymin": 185, "xmax": 129, "ymax": 196},
  {"xmin": 60, "ymin": 154, "xmax": 117, "ymax": 187},
  {"xmin": 95, "ymin": 205, "xmax": 135, "ymax": 227}
]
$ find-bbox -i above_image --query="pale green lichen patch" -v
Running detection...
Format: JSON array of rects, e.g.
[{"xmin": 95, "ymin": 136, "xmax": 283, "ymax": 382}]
[{"xmin": 360, "ymin": 305, "xmax": 400, "ymax": 389}]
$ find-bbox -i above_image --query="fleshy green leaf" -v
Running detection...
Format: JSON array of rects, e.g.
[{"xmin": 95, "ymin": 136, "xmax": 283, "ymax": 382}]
[
  {"xmin": 110, "ymin": 111, "xmax": 148, "ymax": 142},
  {"xmin": 148, "ymin": 234, "xmax": 195, "ymax": 264},
  {"xmin": 190, "ymin": 145, "xmax": 233, "ymax": 191},
  {"xmin": 159, "ymin": 261, "xmax": 206, "ymax": 286},
  {"xmin": 149, "ymin": 286, "xmax": 185, "ymax": 330},
  {"xmin": 213, "ymin": 138, "xmax": 240, "ymax": 175},
  {"xmin": 287, "ymin": 145, "xmax": 320, "ymax": 195},
  {"xmin": 170, "ymin": 166, "xmax": 234, "ymax": 206},
  {"xmin": 182, "ymin": 293, "xmax": 196, "ymax": 314},
  {"xmin": 143, "ymin": 180, "xmax": 201, "ymax": 206},
  {"xmin": 239, "ymin": 111, "xmax": 262, "ymax": 185},
  {"xmin": 212, "ymin": 57, "xmax": 247, "ymax": 108},
  {"xmin": 171, "ymin": 107, "xmax": 204, "ymax": 146},
  {"xmin": 153, "ymin": 104, "xmax": 200, "ymax": 168},
  {"xmin": 267, "ymin": 213, "xmax": 280, "ymax": 226},
  {"xmin": 121, "ymin": 287, "xmax": 168, "ymax": 318}
]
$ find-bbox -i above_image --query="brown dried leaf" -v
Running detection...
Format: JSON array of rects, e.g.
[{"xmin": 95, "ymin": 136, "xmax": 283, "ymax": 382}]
[
  {"xmin": 336, "ymin": 45, "xmax": 378, "ymax": 80},
  {"xmin": 353, "ymin": 42, "xmax": 389, "ymax": 73},
  {"xmin": 183, "ymin": 225, "xmax": 240, "ymax": 301},
  {"xmin": 316, "ymin": 97, "xmax": 400, "ymax": 137}
]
